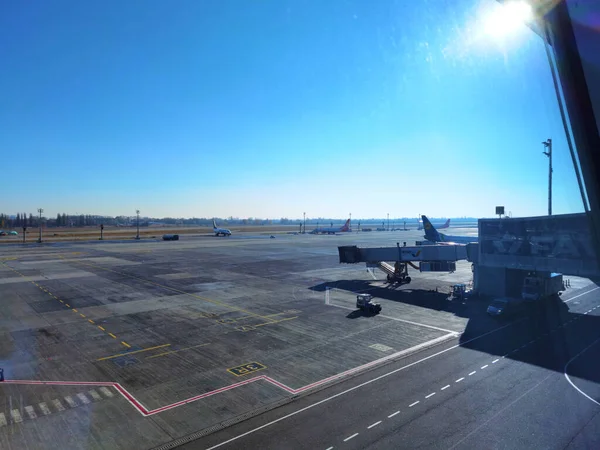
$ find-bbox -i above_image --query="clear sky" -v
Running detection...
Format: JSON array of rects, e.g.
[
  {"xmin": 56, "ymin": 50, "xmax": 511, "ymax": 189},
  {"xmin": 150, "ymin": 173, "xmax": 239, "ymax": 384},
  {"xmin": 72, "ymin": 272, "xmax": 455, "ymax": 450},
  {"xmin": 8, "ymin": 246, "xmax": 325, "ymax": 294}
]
[{"xmin": 0, "ymin": 0, "xmax": 586, "ymax": 220}]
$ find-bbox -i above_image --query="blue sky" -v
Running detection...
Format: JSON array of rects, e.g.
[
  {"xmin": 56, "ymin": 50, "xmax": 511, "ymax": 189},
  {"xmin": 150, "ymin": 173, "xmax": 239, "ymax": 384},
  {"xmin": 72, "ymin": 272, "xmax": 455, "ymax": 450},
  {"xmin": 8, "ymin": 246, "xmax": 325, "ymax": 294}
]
[{"xmin": 0, "ymin": 0, "xmax": 586, "ymax": 219}]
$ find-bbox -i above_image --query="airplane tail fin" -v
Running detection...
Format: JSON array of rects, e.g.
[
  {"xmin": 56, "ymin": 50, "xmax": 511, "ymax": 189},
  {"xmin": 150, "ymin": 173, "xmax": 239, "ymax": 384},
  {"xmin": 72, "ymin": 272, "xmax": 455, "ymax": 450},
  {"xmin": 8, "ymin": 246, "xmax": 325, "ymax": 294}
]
[
  {"xmin": 213, "ymin": 219, "xmax": 217, "ymax": 229},
  {"xmin": 441, "ymin": 218, "xmax": 450, "ymax": 228},
  {"xmin": 341, "ymin": 218, "xmax": 351, "ymax": 231},
  {"xmin": 421, "ymin": 215, "xmax": 442, "ymax": 242}
]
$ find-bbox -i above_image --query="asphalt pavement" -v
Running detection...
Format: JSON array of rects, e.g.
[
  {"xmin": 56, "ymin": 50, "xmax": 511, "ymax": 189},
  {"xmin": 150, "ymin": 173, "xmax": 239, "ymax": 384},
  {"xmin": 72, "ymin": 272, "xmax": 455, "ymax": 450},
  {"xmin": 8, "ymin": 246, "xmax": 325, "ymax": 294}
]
[{"xmin": 187, "ymin": 286, "xmax": 600, "ymax": 450}]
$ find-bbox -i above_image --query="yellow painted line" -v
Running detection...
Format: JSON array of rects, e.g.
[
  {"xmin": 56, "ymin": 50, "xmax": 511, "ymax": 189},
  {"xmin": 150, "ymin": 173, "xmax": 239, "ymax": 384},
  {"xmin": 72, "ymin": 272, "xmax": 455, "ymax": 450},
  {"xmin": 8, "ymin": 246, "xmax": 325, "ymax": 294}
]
[
  {"xmin": 253, "ymin": 316, "xmax": 298, "ymax": 328},
  {"xmin": 52, "ymin": 295, "xmax": 58, "ymax": 299},
  {"xmin": 72, "ymin": 309, "xmax": 78, "ymax": 312},
  {"xmin": 88, "ymin": 319, "xmax": 95, "ymax": 324},
  {"xmin": 146, "ymin": 343, "xmax": 209, "ymax": 360},
  {"xmin": 48, "ymin": 292, "xmax": 53, "ymax": 296},
  {"xmin": 121, "ymin": 341, "xmax": 131, "ymax": 348},
  {"xmin": 96, "ymin": 344, "xmax": 171, "ymax": 361},
  {"xmin": 80, "ymin": 313, "xmax": 86, "ymax": 318},
  {"xmin": 65, "ymin": 304, "xmax": 70, "ymax": 307},
  {"xmin": 59, "ymin": 300, "xmax": 64, "ymax": 303},
  {"xmin": 108, "ymin": 333, "xmax": 117, "ymax": 339},
  {"xmin": 67, "ymin": 258, "xmax": 277, "ymax": 323},
  {"xmin": 98, "ymin": 326, "xmax": 105, "ymax": 331}
]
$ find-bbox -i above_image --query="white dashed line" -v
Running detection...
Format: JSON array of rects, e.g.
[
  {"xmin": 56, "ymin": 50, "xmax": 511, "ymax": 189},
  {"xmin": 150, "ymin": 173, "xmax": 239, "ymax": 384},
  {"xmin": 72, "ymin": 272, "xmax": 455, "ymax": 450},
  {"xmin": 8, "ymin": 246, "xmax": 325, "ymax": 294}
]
[
  {"xmin": 24, "ymin": 406, "xmax": 37, "ymax": 419},
  {"xmin": 409, "ymin": 401, "xmax": 420, "ymax": 407},
  {"xmin": 77, "ymin": 393, "xmax": 90, "ymax": 405},
  {"xmin": 368, "ymin": 421, "xmax": 382, "ymax": 429},
  {"xmin": 343, "ymin": 433, "xmax": 359, "ymax": 442},
  {"xmin": 529, "ymin": 340, "xmax": 535, "ymax": 344},
  {"xmin": 456, "ymin": 377, "xmax": 465, "ymax": 383},
  {"xmin": 425, "ymin": 392, "xmax": 436, "ymax": 399},
  {"xmin": 100, "ymin": 387, "xmax": 114, "ymax": 398},
  {"xmin": 38, "ymin": 403, "xmax": 51, "ymax": 415},
  {"xmin": 388, "ymin": 411, "xmax": 400, "ymax": 418},
  {"xmin": 10, "ymin": 409, "xmax": 23, "ymax": 424},
  {"xmin": 52, "ymin": 399, "xmax": 65, "ymax": 412},
  {"xmin": 441, "ymin": 385, "xmax": 450, "ymax": 390},
  {"xmin": 64, "ymin": 396, "xmax": 77, "ymax": 408},
  {"xmin": 469, "ymin": 371, "xmax": 476, "ymax": 376},
  {"xmin": 325, "ymin": 447, "xmax": 333, "ymax": 450},
  {"xmin": 89, "ymin": 390, "xmax": 102, "ymax": 401},
  {"xmin": 481, "ymin": 365, "xmax": 488, "ymax": 369},
  {"xmin": 492, "ymin": 359, "xmax": 499, "ymax": 363}
]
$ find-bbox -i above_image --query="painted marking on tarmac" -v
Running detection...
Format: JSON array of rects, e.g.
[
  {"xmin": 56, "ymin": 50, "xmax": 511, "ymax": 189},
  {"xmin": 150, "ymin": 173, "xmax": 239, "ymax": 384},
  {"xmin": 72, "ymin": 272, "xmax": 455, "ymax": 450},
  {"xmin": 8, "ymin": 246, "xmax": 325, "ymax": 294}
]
[
  {"xmin": 100, "ymin": 387, "xmax": 114, "ymax": 398},
  {"xmin": 409, "ymin": 401, "xmax": 420, "ymax": 407},
  {"xmin": 89, "ymin": 390, "xmax": 102, "ymax": 401},
  {"xmin": 492, "ymin": 359, "xmax": 499, "ymax": 363},
  {"xmin": 72, "ymin": 308, "xmax": 78, "ymax": 312},
  {"xmin": 468, "ymin": 371, "xmax": 476, "ymax": 376},
  {"xmin": 39, "ymin": 402, "xmax": 51, "ymax": 415},
  {"xmin": 52, "ymin": 399, "xmax": 65, "ymax": 412},
  {"xmin": 456, "ymin": 377, "xmax": 465, "ymax": 383},
  {"xmin": 88, "ymin": 319, "xmax": 95, "ymax": 324},
  {"xmin": 388, "ymin": 411, "xmax": 400, "ymax": 418},
  {"xmin": 108, "ymin": 333, "xmax": 117, "ymax": 339},
  {"xmin": 77, "ymin": 393, "xmax": 90, "ymax": 404},
  {"xmin": 64, "ymin": 396, "xmax": 77, "ymax": 408},
  {"xmin": 121, "ymin": 341, "xmax": 131, "ymax": 348},
  {"xmin": 564, "ymin": 335, "xmax": 600, "ymax": 407},
  {"xmin": 80, "ymin": 313, "xmax": 86, "ymax": 318},
  {"xmin": 146, "ymin": 343, "xmax": 208, "ymax": 360},
  {"xmin": 25, "ymin": 405, "xmax": 37, "ymax": 419},
  {"xmin": 10, "ymin": 409, "xmax": 23, "ymax": 423},
  {"xmin": 343, "ymin": 433, "xmax": 358, "ymax": 442},
  {"xmin": 96, "ymin": 344, "xmax": 171, "ymax": 361},
  {"xmin": 98, "ymin": 326, "xmax": 105, "ymax": 331},
  {"xmin": 481, "ymin": 365, "xmax": 488, "ymax": 369},
  {"xmin": 441, "ymin": 385, "xmax": 450, "ymax": 390},
  {"xmin": 0, "ymin": 413, "xmax": 6, "ymax": 427},
  {"xmin": 425, "ymin": 392, "xmax": 436, "ymax": 398},
  {"xmin": 368, "ymin": 420, "xmax": 382, "ymax": 429},
  {"xmin": 227, "ymin": 362, "xmax": 266, "ymax": 377}
]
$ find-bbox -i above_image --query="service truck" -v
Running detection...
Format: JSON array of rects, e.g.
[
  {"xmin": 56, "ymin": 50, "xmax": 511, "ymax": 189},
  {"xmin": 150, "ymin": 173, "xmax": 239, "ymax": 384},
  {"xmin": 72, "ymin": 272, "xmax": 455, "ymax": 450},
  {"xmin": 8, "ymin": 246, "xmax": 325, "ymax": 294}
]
[{"xmin": 521, "ymin": 273, "xmax": 564, "ymax": 302}]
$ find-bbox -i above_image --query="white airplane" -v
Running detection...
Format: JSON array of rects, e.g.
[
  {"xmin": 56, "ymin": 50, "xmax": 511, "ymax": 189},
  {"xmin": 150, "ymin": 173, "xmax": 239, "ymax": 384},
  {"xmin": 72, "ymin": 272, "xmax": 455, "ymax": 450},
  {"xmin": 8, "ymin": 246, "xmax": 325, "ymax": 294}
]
[
  {"xmin": 310, "ymin": 219, "xmax": 351, "ymax": 235},
  {"xmin": 213, "ymin": 219, "xmax": 232, "ymax": 236},
  {"xmin": 422, "ymin": 215, "xmax": 478, "ymax": 244},
  {"xmin": 418, "ymin": 218, "xmax": 450, "ymax": 230}
]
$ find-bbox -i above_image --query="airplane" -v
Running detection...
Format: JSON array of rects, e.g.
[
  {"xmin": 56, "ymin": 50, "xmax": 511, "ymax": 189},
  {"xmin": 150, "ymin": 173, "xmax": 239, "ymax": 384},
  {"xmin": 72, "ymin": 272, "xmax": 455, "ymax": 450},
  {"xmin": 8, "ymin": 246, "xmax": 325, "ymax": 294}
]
[
  {"xmin": 418, "ymin": 218, "xmax": 450, "ymax": 230},
  {"xmin": 422, "ymin": 215, "xmax": 478, "ymax": 244},
  {"xmin": 310, "ymin": 219, "xmax": 351, "ymax": 235},
  {"xmin": 8, "ymin": 231, "xmax": 18, "ymax": 236},
  {"xmin": 213, "ymin": 219, "xmax": 232, "ymax": 236}
]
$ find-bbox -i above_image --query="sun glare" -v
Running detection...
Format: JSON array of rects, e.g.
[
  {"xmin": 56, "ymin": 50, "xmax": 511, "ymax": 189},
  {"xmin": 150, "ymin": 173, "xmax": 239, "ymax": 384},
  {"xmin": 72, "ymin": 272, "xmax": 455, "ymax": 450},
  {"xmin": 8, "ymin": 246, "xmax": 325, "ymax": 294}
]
[{"xmin": 482, "ymin": 1, "xmax": 533, "ymax": 40}]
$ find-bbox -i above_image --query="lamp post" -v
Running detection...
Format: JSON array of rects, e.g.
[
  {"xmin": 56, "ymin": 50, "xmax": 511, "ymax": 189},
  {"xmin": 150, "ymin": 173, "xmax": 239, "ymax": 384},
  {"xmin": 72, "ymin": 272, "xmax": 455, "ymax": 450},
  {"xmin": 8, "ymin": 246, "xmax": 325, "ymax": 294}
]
[
  {"xmin": 387, "ymin": 213, "xmax": 389, "ymax": 231},
  {"xmin": 37, "ymin": 208, "xmax": 43, "ymax": 243},
  {"xmin": 542, "ymin": 139, "xmax": 553, "ymax": 216},
  {"xmin": 135, "ymin": 210, "xmax": 140, "ymax": 240},
  {"xmin": 303, "ymin": 212, "xmax": 306, "ymax": 234}
]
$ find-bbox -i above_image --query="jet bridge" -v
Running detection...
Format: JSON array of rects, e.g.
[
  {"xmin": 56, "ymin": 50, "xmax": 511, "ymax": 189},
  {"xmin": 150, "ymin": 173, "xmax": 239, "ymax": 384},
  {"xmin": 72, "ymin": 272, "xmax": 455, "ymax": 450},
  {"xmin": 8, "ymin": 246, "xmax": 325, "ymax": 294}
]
[{"xmin": 338, "ymin": 243, "xmax": 469, "ymax": 283}]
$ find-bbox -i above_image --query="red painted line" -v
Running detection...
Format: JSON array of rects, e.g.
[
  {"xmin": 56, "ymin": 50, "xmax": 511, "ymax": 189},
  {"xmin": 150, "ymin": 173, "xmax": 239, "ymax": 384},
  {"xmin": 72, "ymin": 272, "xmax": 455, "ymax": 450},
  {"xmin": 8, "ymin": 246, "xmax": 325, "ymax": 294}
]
[{"xmin": 3, "ymin": 338, "xmax": 445, "ymax": 416}]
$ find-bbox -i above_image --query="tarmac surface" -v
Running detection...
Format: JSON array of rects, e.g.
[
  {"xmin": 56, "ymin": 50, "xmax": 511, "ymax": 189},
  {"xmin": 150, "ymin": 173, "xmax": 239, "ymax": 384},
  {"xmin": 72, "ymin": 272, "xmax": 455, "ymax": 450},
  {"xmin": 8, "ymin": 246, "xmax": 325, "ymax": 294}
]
[{"xmin": 0, "ymin": 228, "xmax": 480, "ymax": 449}]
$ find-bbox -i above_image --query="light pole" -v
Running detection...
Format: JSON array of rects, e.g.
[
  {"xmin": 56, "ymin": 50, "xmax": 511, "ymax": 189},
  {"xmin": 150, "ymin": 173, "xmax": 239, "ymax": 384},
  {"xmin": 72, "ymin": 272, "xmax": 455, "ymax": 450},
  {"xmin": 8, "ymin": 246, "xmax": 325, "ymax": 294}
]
[
  {"xmin": 542, "ymin": 139, "xmax": 553, "ymax": 216},
  {"xmin": 349, "ymin": 213, "xmax": 352, "ymax": 231},
  {"xmin": 135, "ymin": 210, "xmax": 140, "ymax": 240},
  {"xmin": 37, "ymin": 208, "xmax": 43, "ymax": 243},
  {"xmin": 303, "ymin": 212, "xmax": 306, "ymax": 234},
  {"xmin": 387, "ymin": 213, "xmax": 389, "ymax": 231}
]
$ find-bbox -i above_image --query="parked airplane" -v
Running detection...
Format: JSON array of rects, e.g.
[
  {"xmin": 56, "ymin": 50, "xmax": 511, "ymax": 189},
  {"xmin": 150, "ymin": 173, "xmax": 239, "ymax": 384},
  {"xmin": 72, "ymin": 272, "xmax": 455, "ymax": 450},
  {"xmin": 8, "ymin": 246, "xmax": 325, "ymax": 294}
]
[
  {"xmin": 310, "ymin": 219, "xmax": 351, "ymax": 235},
  {"xmin": 418, "ymin": 218, "xmax": 450, "ymax": 230},
  {"xmin": 213, "ymin": 220, "xmax": 232, "ymax": 236},
  {"xmin": 422, "ymin": 215, "xmax": 478, "ymax": 244}
]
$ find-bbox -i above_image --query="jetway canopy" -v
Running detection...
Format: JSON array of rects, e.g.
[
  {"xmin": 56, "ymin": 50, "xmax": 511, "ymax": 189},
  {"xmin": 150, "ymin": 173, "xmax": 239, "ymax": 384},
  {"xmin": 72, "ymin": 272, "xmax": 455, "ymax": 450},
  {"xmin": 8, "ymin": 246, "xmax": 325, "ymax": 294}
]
[
  {"xmin": 338, "ymin": 244, "xmax": 468, "ymax": 264},
  {"xmin": 478, "ymin": 213, "xmax": 600, "ymax": 277}
]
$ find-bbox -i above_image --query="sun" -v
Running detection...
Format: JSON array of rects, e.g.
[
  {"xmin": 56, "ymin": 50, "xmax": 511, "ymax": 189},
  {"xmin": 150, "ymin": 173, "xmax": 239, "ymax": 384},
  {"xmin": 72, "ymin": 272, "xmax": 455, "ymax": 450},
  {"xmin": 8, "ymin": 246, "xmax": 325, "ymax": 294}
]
[{"xmin": 481, "ymin": 1, "xmax": 533, "ymax": 41}]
